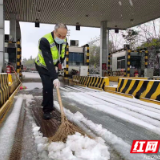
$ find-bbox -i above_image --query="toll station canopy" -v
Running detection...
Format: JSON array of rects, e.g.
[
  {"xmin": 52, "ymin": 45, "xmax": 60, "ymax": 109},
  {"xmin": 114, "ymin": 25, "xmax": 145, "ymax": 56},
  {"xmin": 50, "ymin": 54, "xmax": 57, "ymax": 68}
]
[{"xmin": 4, "ymin": 0, "xmax": 160, "ymax": 29}]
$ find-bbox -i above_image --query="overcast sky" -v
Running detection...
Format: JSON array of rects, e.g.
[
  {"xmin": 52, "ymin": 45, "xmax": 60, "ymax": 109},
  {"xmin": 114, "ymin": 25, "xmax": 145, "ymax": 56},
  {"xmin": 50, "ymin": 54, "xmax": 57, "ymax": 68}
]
[
  {"xmin": 5, "ymin": 18, "xmax": 160, "ymax": 60},
  {"xmin": 5, "ymin": 21, "xmax": 100, "ymax": 59}
]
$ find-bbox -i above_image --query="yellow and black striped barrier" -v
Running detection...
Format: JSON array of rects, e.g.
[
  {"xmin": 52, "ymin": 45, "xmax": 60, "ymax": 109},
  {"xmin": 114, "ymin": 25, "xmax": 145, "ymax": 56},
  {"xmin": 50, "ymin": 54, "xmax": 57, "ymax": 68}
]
[
  {"xmin": 83, "ymin": 44, "xmax": 90, "ymax": 76},
  {"xmin": 78, "ymin": 76, "xmax": 86, "ymax": 87},
  {"xmin": 127, "ymin": 50, "xmax": 131, "ymax": 77},
  {"xmin": 108, "ymin": 52, "xmax": 111, "ymax": 76},
  {"xmin": 78, "ymin": 76, "xmax": 83, "ymax": 84},
  {"xmin": 78, "ymin": 76, "xmax": 84, "ymax": 85},
  {"xmin": 117, "ymin": 78, "xmax": 160, "ymax": 103},
  {"xmin": 72, "ymin": 76, "xmax": 109, "ymax": 90},
  {"xmin": 75, "ymin": 76, "xmax": 109, "ymax": 90},
  {"xmin": 64, "ymin": 43, "xmax": 69, "ymax": 79},
  {"xmin": 145, "ymin": 49, "xmax": 148, "ymax": 69},
  {"xmin": 0, "ymin": 74, "xmax": 10, "ymax": 107},
  {"xmin": 88, "ymin": 77, "xmax": 109, "ymax": 90},
  {"xmin": 8, "ymin": 73, "xmax": 20, "ymax": 95},
  {"xmin": 0, "ymin": 77, "xmax": 21, "ymax": 124},
  {"xmin": 90, "ymin": 77, "xmax": 100, "ymax": 88},
  {"xmin": 72, "ymin": 75, "xmax": 80, "ymax": 85},
  {"xmin": 16, "ymin": 40, "xmax": 22, "ymax": 77},
  {"xmin": 84, "ymin": 77, "xmax": 91, "ymax": 86},
  {"xmin": 88, "ymin": 77, "xmax": 95, "ymax": 87},
  {"xmin": 88, "ymin": 77, "xmax": 97, "ymax": 88},
  {"xmin": 86, "ymin": 44, "xmax": 90, "ymax": 76}
]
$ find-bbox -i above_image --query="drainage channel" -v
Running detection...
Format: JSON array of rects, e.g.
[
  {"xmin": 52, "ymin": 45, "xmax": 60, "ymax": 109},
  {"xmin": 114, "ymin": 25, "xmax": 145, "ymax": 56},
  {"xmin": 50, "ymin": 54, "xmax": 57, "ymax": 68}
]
[{"xmin": 9, "ymin": 100, "xmax": 25, "ymax": 160}]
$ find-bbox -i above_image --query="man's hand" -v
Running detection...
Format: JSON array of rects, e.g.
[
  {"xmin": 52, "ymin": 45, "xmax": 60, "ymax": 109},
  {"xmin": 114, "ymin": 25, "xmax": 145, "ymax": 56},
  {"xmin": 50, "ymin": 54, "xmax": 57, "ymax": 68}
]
[{"xmin": 53, "ymin": 79, "xmax": 60, "ymax": 88}]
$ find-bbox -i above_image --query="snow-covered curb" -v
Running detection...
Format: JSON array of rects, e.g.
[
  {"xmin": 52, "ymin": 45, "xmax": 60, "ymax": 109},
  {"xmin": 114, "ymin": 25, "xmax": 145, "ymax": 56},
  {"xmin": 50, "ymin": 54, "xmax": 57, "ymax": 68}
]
[{"xmin": 0, "ymin": 97, "xmax": 23, "ymax": 160}]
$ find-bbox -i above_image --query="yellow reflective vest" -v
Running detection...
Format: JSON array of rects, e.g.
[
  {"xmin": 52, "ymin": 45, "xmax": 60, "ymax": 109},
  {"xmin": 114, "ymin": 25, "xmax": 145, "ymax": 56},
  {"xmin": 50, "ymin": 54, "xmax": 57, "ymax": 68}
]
[{"xmin": 35, "ymin": 33, "xmax": 67, "ymax": 69}]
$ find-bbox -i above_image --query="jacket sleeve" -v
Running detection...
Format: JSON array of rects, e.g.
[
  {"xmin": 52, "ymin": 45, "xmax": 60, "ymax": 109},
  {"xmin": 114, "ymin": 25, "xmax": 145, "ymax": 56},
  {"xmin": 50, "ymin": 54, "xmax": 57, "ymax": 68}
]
[{"xmin": 39, "ymin": 38, "xmax": 58, "ymax": 80}]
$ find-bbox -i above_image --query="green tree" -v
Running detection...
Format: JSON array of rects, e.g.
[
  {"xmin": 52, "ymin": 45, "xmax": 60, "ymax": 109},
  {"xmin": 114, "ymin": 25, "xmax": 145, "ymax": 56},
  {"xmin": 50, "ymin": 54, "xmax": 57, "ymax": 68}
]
[{"xmin": 138, "ymin": 38, "xmax": 160, "ymax": 48}]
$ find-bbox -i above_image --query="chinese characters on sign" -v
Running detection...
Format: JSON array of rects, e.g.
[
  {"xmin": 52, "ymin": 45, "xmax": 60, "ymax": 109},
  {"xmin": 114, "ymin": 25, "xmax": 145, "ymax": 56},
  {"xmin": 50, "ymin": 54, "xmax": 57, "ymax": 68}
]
[{"xmin": 130, "ymin": 140, "xmax": 160, "ymax": 153}]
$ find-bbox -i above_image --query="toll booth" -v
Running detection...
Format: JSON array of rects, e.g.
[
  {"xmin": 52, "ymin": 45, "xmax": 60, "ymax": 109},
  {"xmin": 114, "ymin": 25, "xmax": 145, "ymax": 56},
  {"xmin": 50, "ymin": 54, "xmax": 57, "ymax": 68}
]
[
  {"xmin": 63, "ymin": 40, "xmax": 89, "ymax": 78},
  {"xmin": 110, "ymin": 48, "xmax": 153, "ymax": 78}
]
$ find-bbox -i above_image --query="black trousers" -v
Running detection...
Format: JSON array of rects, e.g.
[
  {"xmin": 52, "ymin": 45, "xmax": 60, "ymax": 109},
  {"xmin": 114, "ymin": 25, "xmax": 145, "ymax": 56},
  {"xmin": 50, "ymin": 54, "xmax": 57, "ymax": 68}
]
[{"xmin": 36, "ymin": 64, "xmax": 54, "ymax": 113}]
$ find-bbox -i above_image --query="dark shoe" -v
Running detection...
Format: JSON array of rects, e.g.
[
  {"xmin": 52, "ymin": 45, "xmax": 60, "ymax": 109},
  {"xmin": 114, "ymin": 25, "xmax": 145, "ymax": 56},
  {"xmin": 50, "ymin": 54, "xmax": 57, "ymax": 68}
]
[{"xmin": 43, "ymin": 112, "xmax": 53, "ymax": 120}]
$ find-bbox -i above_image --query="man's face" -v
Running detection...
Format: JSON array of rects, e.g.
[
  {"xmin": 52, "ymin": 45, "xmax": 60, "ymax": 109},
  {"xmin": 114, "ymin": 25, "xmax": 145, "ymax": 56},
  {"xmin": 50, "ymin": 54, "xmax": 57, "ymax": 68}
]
[{"xmin": 54, "ymin": 28, "xmax": 67, "ymax": 39}]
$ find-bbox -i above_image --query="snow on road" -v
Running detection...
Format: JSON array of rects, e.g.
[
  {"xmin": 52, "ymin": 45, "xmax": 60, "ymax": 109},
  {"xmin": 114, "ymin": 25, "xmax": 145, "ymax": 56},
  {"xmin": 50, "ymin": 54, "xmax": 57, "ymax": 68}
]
[
  {"xmin": 63, "ymin": 86, "xmax": 160, "ymax": 135},
  {"xmin": 54, "ymin": 101, "xmax": 152, "ymax": 160}
]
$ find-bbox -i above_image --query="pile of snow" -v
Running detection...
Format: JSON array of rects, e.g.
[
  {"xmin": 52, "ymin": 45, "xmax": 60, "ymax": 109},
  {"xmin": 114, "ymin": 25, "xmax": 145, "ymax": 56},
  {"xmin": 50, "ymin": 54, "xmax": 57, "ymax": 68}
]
[
  {"xmin": 32, "ymin": 123, "xmax": 110, "ymax": 160},
  {"xmin": 49, "ymin": 133, "xmax": 109, "ymax": 160}
]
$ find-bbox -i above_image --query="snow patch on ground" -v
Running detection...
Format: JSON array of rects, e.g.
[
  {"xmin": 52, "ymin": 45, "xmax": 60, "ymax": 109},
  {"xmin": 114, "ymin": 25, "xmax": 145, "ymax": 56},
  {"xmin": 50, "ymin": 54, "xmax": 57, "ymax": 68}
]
[{"xmin": 0, "ymin": 97, "xmax": 23, "ymax": 160}]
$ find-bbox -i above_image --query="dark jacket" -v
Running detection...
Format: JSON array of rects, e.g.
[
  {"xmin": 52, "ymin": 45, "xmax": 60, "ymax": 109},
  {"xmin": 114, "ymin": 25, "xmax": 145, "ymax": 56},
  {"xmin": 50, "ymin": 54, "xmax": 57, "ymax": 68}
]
[{"xmin": 36, "ymin": 32, "xmax": 67, "ymax": 80}]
